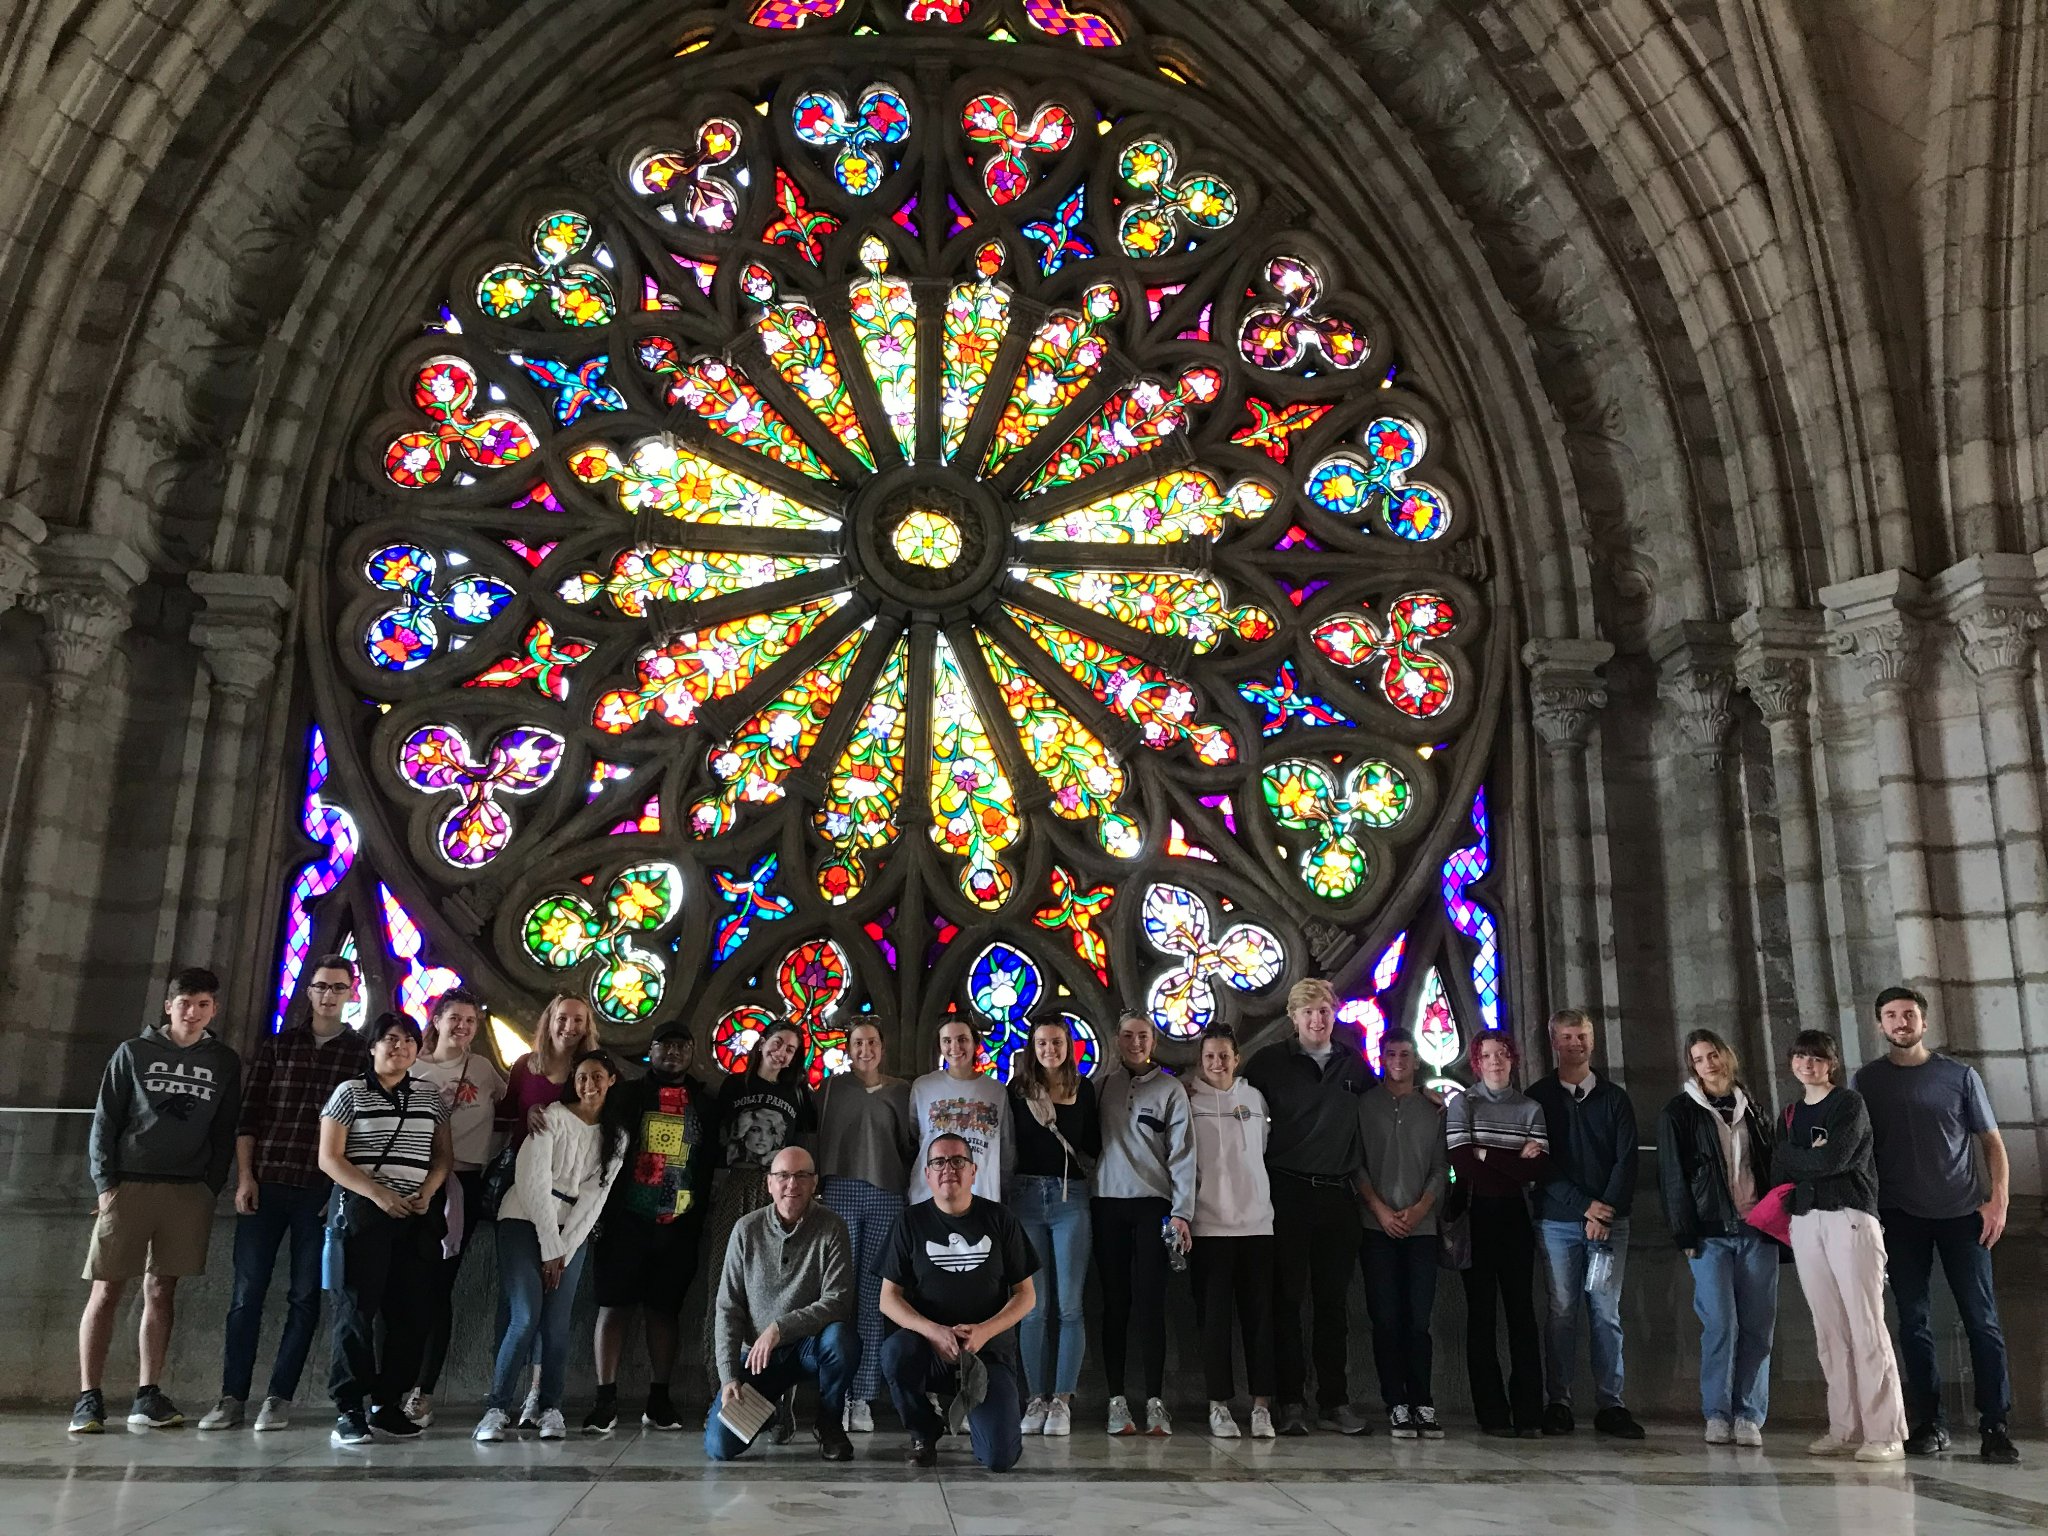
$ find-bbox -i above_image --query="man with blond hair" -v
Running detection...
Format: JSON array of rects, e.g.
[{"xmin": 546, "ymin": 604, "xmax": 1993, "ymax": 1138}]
[
  {"xmin": 1243, "ymin": 977, "xmax": 1374, "ymax": 1436},
  {"xmin": 1527, "ymin": 1008, "xmax": 1643, "ymax": 1440}
]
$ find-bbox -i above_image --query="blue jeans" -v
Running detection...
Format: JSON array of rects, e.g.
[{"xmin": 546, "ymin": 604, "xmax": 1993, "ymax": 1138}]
[
  {"xmin": 222, "ymin": 1180, "xmax": 329, "ymax": 1401},
  {"xmin": 1009, "ymin": 1174, "xmax": 1091, "ymax": 1398},
  {"xmin": 1882, "ymin": 1209, "xmax": 2011, "ymax": 1430},
  {"xmin": 703, "ymin": 1320, "xmax": 860, "ymax": 1460},
  {"xmin": 1687, "ymin": 1232, "xmax": 1777, "ymax": 1424},
  {"xmin": 1538, "ymin": 1217, "xmax": 1629, "ymax": 1409},
  {"xmin": 487, "ymin": 1219, "xmax": 588, "ymax": 1412},
  {"xmin": 882, "ymin": 1329, "xmax": 1023, "ymax": 1472}
]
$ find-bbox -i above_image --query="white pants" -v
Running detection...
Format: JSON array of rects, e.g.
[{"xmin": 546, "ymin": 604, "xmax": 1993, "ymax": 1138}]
[{"xmin": 1790, "ymin": 1208, "xmax": 1907, "ymax": 1445}]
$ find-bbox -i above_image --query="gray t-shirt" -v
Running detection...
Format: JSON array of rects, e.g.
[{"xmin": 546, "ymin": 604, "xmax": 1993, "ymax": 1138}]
[{"xmin": 1852, "ymin": 1054, "xmax": 1995, "ymax": 1220}]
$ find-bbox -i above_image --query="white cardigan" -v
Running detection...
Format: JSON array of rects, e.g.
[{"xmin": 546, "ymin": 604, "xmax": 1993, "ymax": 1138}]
[{"xmin": 497, "ymin": 1102, "xmax": 617, "ymax": 1263}]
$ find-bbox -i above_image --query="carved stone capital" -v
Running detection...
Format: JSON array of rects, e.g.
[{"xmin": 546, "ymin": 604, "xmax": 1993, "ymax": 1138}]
[
  {"xmin": 1651, "ymin": 621, "xmax": 1736, "ymax": 764},
  {"xmin": 1521, "ymin": 636, "xmax": 1614, "ymax": 754},
  {"xmin": 1820, "ymin": 570, "xmax": 1928, "ymax": 697},
  {"xmin": 1731, "ymin": 607, "xmax": 1823, "ymax": 728},
  {"xmin": 26, "ymin": 535, "xmax": 149, "ymax": 707},
  {"xmin": 189, "ymin": 571, "xmax": 293, "ymax": 700},
  {"xmin": 1929, "ymin": 554, "xmax": 2044, "ymax": 683},
  {"xmin": 0, "ymin": 497, "xmax": 48, "ymax": 613}
]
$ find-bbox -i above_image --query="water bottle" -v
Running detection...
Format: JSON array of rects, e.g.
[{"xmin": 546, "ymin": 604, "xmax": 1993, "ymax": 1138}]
[
  {"xmin": 1162, "ymin": 1217, "xmax": 1189, "ymax": 1273},
  {"xmin": 1584, "ymin": 1243, "xmax": 1614, "ymax": 1296}
]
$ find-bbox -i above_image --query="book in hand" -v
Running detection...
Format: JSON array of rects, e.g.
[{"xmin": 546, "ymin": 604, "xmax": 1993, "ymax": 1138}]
[{"xmin": 716, "ymin": 1382, "xmax": 777, "ymax": 1445}]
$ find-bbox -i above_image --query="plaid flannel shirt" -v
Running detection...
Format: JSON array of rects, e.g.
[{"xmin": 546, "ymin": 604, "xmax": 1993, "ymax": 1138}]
[{"xmin": 236, "ymin": 1024, "xmax": 369, "ymax": 1187}]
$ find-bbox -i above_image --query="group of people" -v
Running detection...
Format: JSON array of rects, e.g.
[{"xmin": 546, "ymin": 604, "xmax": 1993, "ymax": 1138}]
[{"xmin": 72, "ymin": 959, "xmax": 2021, "ymax": 1471}]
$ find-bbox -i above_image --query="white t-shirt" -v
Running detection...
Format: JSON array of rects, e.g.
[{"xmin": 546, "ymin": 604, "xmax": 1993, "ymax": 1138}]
[{"xmin": 409, "ymin": 1053, "xmax": 508, "ymax": 1170}]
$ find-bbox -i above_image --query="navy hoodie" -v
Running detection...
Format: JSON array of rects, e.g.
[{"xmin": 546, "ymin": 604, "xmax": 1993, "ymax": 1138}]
[{"xmin": 89, "ymin": 1026, "xmax": 243, "ymax": 1195}]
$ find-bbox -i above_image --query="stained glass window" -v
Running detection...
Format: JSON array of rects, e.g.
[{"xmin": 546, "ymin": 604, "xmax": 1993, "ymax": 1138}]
[{"xmin": 289, "ymin": 2, "xmax": 1503, "ymax": 1075}]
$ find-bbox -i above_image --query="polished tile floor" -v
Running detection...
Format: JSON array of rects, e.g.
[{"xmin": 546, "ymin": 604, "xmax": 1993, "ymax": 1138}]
[{"xmin": 12, "ymin": 1413, "xmax": 2044, "ymax": 1534}]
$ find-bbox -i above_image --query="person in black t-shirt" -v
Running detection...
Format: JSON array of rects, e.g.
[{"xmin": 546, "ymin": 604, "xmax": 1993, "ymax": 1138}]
[{"xmin": 879, "ymin": 1133, "xmax": 1039, "ymax": 1471}]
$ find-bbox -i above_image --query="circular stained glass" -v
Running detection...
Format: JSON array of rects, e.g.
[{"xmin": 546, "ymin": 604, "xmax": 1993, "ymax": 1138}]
[
  {"xmin": 322, "ymin": 2, "xmax": 1496, "ymax": 1075},
  {"xmin": 892, "ymin": 508, "xmax": 964, "ymax": 569}
]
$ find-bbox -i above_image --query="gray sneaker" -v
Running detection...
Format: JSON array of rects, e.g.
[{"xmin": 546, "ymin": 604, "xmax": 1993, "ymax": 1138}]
[
  {"xmin": 197, "ymin": 1396, "xmax": 244, "ymax": 1431},
  {"xmin": 253, "ymin": 1397, "xmax": 291, "ymax": 1432},
  {"xmin": 1317, "ymin": 1404, "xmax": 1373, "ymax": 1436}
]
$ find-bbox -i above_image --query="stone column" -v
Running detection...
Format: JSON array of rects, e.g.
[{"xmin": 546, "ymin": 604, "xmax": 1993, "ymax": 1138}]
[
  {"xmin": 0, "ymin": 499, "xmax": 44, "ymax": 610},
  {"xmin": 0, "ymin": 499, "xmax": 50, "ymax": 893},
  {"xmin": 1522, "ymin": 637, "xmax": 1614, "ymax": 1037},
  {"xmin": 1820, "ymin": 571, "xmax": 1939, "ymax": 1011},
  {"xmin": 175, "ymin": 573, "xmax": 293, "ymax": 982},
  {"xmin": 1733, "ymin": 608, "xmax": 1835, "ymax": 1057},
  {"xmin": 1651, "ymin": 622, "xmax": 1746, "ymax": 1063},
  {"xmin": 1936, "ymin": 555, "xmax": 2048, "ymax": 1191},
  {"xmin": 0, "ymin": 534, "xmax": 149, "ymax": 1105}
]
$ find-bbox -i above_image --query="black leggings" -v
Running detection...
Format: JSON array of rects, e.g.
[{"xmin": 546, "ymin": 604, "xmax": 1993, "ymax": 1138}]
[
  {"xmin": 415, "ymin": 1169, "xmax": 484, "ymax": 1394},
  {"xmin": 1191, "ymin": 1234, "xmax": 1275, "ymax": 1402},
  {"xmin": 1091, "ymin": 1196, "xmax": 1170, "ymax": 1399},
  {"xmin": 1462, "ymin": 1195, "xmax": 1542, "ymax": 1430}
]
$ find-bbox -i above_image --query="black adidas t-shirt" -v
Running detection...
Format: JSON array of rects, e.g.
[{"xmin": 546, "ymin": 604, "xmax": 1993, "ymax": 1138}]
[{"xmin": 881, "ymin": 1196, "xmax": 1040, "ymax": 1365}]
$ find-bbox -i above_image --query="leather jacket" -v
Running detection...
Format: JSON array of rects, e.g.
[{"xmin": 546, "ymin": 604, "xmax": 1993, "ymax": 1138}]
[{"xmin": 1656, "ymin": 1085, "xmax": 1776, "ymax": 1249}]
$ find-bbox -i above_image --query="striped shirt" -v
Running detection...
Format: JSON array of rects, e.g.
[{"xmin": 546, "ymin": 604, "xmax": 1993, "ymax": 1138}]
[{"xmin": 321, "ymin": 1074, "xmax": 448, "ymax": 1195}]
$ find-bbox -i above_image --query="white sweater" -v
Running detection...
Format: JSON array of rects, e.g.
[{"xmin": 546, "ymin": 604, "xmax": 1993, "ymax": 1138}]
[
  {"xmin": 1185, "ymin": 1078, "xmax": 1273, "ymax": 1237},
  {"xmin": 498, "ymin": 1102, "xmax": 617, "ymax": 1263}
]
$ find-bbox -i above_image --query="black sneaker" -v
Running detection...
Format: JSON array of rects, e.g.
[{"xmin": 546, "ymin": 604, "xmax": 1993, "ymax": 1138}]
[
  {"xmin": 583, "ymin": 1392, "xmax": 619, "ymax": 1435},
  {"xmin": 1980, "ymin": 1426, "xmax": 2019, "ymax": 1465},
  {"xmin": 1416, "ymin": 1406, "xmax": 1445, "ymax": 1440},
  {"xmin": 68, "ymin": 1390, "xmax": 106, "ymax": 1434},
  {"xmin": 1389, "ymin": 1405, "xmax": 1417, "ymax": 1440},
  {"xmin": 368, "ymin": 1406, "xmax": 423, "ymax": 1441},
  {"xmin": 128, "ymin": 1386, "xmax": 184, "ymax": 1429},
  {"xmin": 641, "ymin": 1390, "xmax": 682, "ymax": 1431},
  {"xmin": 1904, "ymin": 1423, "xmax": 1951, "ymax": 1457},
  {"xmin": 331, "ymin": 1408, "xmax": 372, "ymax": 1447},
  {"xmin": 908, "ymin": 1437, "xmax": 938, "ymax": 1468},
  {"xmin": 817, "ymin": 1417, "xmax": 854, "ymax": 1462},
  {"xmin": 1277, "ymin": 1402, "xmax": 1310, "ymax": 1437},
  {"xmin": 1594, "ymin": 1407, "xmax": 1646, "ymax": 1440},
  {"xmin": 1542, "ymin": 1402, "xmax": 1575, "ymax": 1436},
  {"xmin": 770, "ymin": 1391, "xmax": 796, "ymax": 1446}
]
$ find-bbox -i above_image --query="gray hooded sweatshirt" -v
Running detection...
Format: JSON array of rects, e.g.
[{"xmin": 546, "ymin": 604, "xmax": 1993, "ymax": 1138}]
[
  {"xmin": 1094, "ymin": 1061, "xmax": 1197, "ymax": 1222},
  {"xmin": 89, "ymin": 1025, "xmax": 243, "ymax": 1195}
]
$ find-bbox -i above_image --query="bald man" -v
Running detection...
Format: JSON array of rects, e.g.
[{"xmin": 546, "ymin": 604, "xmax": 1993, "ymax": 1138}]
[{"xmin": 706, "ymin": 1146, "xmax": 857, "ymax": 1462}]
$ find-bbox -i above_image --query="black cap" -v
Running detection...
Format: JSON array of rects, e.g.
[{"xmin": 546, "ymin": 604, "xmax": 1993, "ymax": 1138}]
[{"xmin": 652, "ymin": 1021, "xmax": 695, "ymax": 1045}]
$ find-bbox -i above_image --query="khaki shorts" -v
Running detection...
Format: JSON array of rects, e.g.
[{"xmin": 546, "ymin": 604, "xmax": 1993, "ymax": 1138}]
[{"xmin": 82, "ymin": 1182, "xmax": 217, "ymax": 1281}]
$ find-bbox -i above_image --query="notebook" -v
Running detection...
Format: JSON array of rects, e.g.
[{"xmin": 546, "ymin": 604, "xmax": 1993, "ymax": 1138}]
[{"xmin": 716, "ymin": 1382, "xmax": 777, "ymax": 1445}]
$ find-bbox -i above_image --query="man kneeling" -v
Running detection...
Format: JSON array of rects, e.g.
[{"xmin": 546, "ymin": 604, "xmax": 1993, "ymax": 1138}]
[
  {"xmin": 881, "ymin": 1133, "xmax": 1039, "ymax": 1471},
  {"xmin": 707, "ymin": 1146, "xmax": 858, "ymax": 1462}
]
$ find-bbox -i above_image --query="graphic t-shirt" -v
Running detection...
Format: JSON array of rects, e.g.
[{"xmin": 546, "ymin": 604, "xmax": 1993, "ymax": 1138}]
[
  {"xmin": 719, "ymin": 1069, "xmax": 810, "ymax": 1172},
  {"xmin": 409, "ymin": 1054, "xmax": 507, "ymax": 1170},
  {"xmin": 880, "ymin": 1196, "xmax": 1040, "ymax": 1365},
  {"xmin": 908, "ymin": 1071, "xmax": 1009, "ymax": 1204},
  {"xmin": 1853, "ymin": 1054, "xmax": 1997, "ymax": 1220},
  {"xmin": 613, "ymin": 1073, "xmax": 713, "ymax": 1222}
]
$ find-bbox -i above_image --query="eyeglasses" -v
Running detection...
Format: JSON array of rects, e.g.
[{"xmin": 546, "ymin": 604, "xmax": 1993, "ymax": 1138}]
[
  {"xmin": 925, "ymin": 1155, "xmax": 975, "ymax": 1172},
  {"xmin": 766, "ymin": 1170, "xmax": 817, "ymax": 1184},
  {"xmin": 307, "ymin": 983, "xmax": 352, "ymax": 996}
]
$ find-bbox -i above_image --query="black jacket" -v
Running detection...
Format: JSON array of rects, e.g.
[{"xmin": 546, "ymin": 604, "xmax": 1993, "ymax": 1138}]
[
  {"xmin": 1656, "ymin": 1086, "xmax": 1775, "ymax": 1249},
  {"xmin": 1242, "ymin": 1038, "xmax": 1372, "ymax": 1178},
  {"xmin": 1526, "ymin": 1073, "xmax": 1638, "ymax": 1222},
  {"xmin": 1769, "ymin": 1088, "xmax": 1879, "ymax": 1217}
]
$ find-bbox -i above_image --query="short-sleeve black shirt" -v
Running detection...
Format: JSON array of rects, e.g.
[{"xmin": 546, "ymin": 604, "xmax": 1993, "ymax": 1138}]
[{"xmin": 881, "ymin": 1196, "xmax": 1040, "ymax": 1364}]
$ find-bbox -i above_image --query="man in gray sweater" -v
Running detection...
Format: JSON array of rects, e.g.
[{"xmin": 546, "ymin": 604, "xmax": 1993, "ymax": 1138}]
[{"xmin": 705, "ymin": 1145, "xmax": 857, "ymax": 1462}]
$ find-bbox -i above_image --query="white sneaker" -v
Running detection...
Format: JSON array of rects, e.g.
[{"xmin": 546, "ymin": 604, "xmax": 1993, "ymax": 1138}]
[
  {"xmin": 1044, "ymin": 1398, "xmax": 1072, "ymax": 1437},
  {"xmin": 1807, "ymin": 1433, "xmax": 1858, "ymax": 1457},
  {"xmin": 253, "ymin": 1397, "xmax": 290, "ymax": 1433},
  {"xmin": 518, "ymin": 1386, "xmax": 542, "ymax": 1429},
  {"xmin": 1705, "ymin": 1417, "xmax": 1733, "ymax": 1445},
  {"xmin": 1146, "ymin": 1398, "xmax": 1172, "ymax": 1437},
  {"xmin": 1855, "ymin": 1440, "xmax": 1905, "ymax": 1463},
  {"xmin": 1250, "ymin": 1405, "xmax": 1276, "ymax": 1439},
  {"xmin": 537, "ymin": 1408, "xmax": 567, "ymax": 1441},
  {"xmin": 1734, "ymin": 1419, "xmax": 1763, "ymax": 1448},
  {"xmin": 1021, "ymin": 1396, "xmax": 1050, "ymax": 1435},
  {"xmin": 1106, "ymin": 1395, "xmax": 1136, "ymax": 1436},
  {"xmin": 473, "ymin": 1408, "xmax": 511, "ymax": 1443},
  {"xmin": 1208, "ymin": 1402, "xmax": 1241, "ymax": 1439},
  {"xmin": 402, "ymin": 1390, "xmax": 434, "ymax": 1428},
  {"xmin": 197, "ymin": 1396, "xmax": 244, "ymax": 1431},
  {"xmin": 845, "ymin": 1400, "xmax": 874, "ymax": 1433}
]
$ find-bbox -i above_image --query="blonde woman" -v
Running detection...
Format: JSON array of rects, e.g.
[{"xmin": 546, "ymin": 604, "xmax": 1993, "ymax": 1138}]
[{"xmin": 1655, "ymin": 1028, "xmax": 1778, "ymax": 1447}]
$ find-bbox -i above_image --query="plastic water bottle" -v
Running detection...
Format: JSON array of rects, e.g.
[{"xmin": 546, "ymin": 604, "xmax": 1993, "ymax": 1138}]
[
  {"xmin": 1584, "ymin": 1244, "xmax": 1614, "ymax": 1296},
  {"xmin": 1162, "ymin": 1217, "xmax": 1189, "ymax": 1273}
]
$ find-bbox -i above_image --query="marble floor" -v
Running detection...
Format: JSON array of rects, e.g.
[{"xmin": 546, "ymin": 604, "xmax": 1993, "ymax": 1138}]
[{"xmin": 8, "ymin": 1413, "xmax": 2044, "ymax": 1535}]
